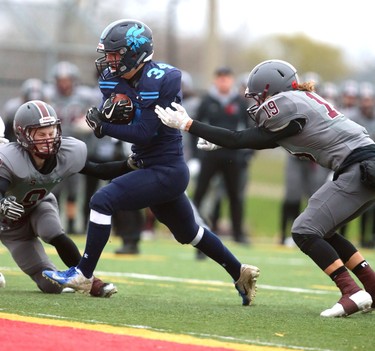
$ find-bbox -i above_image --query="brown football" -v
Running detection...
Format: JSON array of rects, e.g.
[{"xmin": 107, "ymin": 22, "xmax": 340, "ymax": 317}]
[
  {"xmin": 112, "ymin": 93, "xmax": 131, "ymax": 104},
  {"xmin": 111, "ymin": 93, "xmax": 134, "ymax": 124}
]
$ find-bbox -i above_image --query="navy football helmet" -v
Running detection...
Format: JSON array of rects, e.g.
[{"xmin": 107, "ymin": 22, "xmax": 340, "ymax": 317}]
[
  {"xmin": 14, "ymin": 100, "xmax": 62, "ymax": 159},
  {"xmin": 95, "ymin": 19, "xmax": 154, "ymax": 80}
]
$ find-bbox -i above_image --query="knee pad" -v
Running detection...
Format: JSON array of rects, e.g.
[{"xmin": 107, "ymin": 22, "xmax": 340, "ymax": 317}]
[
  {"xmin": 292, "ymin": 232, "xmax": 320, "ymax": 253},
  {"xmin": 324, "ymin": 233, "xmax": 357, "ymax": 264},
  {"xmin": 292, "ymin": 232, "xmax": 339, "ymax": 271}
]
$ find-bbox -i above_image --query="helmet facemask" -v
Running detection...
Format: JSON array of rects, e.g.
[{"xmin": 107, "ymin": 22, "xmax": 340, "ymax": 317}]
[
  {"xmin": 19, "ymin": 124, "xmax": 62, "ymax": 160},
  {"xmin": 95, "ymin": 47, "xmax": 143, "ymax": 80},
  {"xmin": 245, "ymin": 85, "xmax": 270, "ymax": 122},
  {"xmin": 245, "ymin": 97, "xmax": 260, "ymax": 122}
]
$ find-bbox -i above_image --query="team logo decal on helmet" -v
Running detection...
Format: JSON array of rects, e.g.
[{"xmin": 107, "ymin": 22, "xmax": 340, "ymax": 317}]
[{"xmin": 126, "ymin": 24, "xmax": 150, "ymax": 51}]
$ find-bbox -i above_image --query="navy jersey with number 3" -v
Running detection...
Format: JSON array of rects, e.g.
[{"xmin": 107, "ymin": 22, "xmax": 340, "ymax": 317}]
[{"xmin": 98, "ymin": 61, "xmax": 183, "ymax": 165}]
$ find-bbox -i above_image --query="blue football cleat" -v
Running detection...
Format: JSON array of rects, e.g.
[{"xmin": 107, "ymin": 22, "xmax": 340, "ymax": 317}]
[{"xmin": 43, "ymin": 267, "xmax": 94, "ymax": 294}]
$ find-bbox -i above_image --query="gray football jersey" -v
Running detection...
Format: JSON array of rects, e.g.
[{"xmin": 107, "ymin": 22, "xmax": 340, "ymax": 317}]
[
  {"xmin": 256, "ymin": 90, "xmax": 374, "ymax": 171},
  {"xmin": 0, "ymin": 137, "xmax": 87, "ymax": 218}
]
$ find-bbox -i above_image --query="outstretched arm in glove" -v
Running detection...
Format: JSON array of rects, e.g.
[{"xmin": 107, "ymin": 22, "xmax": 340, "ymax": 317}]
[
  {"xmin": 155, "ymin": 102, "xmax": 302, "ymax": 150},
  {"xmin": 154, "ymin": 102, "xmax": 193, "ymax": 131},
  {"xmin": 155, "ymin": 103, "xmax": 220, "ymax": 151}
]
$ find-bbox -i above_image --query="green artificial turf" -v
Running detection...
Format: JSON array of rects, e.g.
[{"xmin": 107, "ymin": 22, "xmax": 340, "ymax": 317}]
[{"xmin": 0, "ymin": 236, "xmax": 374, "ymax": 351}]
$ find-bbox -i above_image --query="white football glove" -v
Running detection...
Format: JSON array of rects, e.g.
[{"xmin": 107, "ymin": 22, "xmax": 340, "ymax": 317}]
[
  {"xmin": 0, "ymin": 117, "xmax": 9, "ymax": 144},
  {"xmin": 155, "ymin": 102, "xmax": 192, "ymax": 131},
  {"xmin": 0, "ymin": 196, "xmax": 25, "ymax": 221},
  {"xmin": 0, "ymin": 272, "xmax": 5, "ymax": 288},
  {"xmin": 0, "ymin": 137, "xmax": 9, "ymax": 144},
  {"xmin": 197, "ymin": 137, "xmax": 221, "ymax": 151}
]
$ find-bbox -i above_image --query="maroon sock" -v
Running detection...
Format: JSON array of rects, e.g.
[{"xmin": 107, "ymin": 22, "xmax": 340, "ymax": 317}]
[
  {"xmin": 333, "ymin": 270, "xmax": 362, "ymax": 314},
  {"xmin": 352, "ymin": 261, "xmax": 375, "ymax": 296},
  {"xmin": 333, "ymin": 270, "xmax": 361, "ymax": 296}
]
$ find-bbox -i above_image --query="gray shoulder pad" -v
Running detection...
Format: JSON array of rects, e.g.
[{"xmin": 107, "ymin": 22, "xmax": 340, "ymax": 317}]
[{"xmin": 58, "ymin": 137, "xmax": 88, "ymax": 173}]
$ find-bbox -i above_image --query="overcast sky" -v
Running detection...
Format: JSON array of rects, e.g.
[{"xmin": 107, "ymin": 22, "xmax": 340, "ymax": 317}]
[
  {"xmin": 111, "ymin": 0, "xmax": 374, "ymax": 68},
  {"xmin": 5, "ymin": 0, "xmax": 374, "ymax": 70}
]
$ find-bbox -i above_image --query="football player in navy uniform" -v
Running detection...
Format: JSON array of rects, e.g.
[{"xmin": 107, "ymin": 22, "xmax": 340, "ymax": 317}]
[
  {"xmin": 0, "ymin": 100, "xmax": 132, "ymax": 297},
  {"xmin": 155, "ymin": 59, "xmax": 375, "ymax": 317},
  {"xmin": 43, "ymin": 19, "xmax": 260, "ymax": 306}
]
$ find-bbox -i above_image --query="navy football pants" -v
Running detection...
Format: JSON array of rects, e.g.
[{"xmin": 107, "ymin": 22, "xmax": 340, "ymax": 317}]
[{"xmin": 89, "ymin": 160, "xmax": 199, "ymax": 244}]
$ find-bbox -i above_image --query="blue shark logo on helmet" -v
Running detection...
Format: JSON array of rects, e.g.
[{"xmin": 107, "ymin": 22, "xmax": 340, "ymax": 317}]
[{"xmin": 126, "ymin": 24, "xmax": 150, "ymax": 51}]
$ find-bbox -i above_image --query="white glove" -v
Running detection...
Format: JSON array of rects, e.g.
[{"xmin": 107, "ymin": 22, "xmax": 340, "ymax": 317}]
[
  {"xmin": 0, "ymin": 196, "xmax": 25, "ymax": 221},
  {"xmin": 0, "ymin": 117, "xmax": 8, "ymax": 144},
  {"xmin": 0, "ymin": 116, "xmax": 5, "ymax": 136},
  {"xmin": 197, "ymin": 137, "xmax": 221, "ymax": 151},
  {"xmin": 155, "ymin": 102, "xmax": 192, "ymax": 131},
  {"xmin": 0, "ymin": 137, "xmax": 9, "ymax": 144},
  {"xmin": 0, "ymin": 272, "xmax": 5, "ymax": 288}
]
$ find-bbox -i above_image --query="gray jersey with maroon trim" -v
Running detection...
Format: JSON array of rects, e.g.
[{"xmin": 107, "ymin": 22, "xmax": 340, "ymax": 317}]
[
  {"xmin": 0, "ymin": 137, "xmax": 86, "ymax": 286},
  {"xmin": 256, "ymin": 90, "xmax": 374, "ymax": 171},
  {"xmin": 0, "ymin": 137, "xmax": 86, "ymax": 221}
]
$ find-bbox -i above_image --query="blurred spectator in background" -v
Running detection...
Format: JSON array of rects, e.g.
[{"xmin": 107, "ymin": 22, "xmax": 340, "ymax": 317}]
[
  {"xmin": 85, "ymin": 135, "xmax": 145, "ymax": 254},
  {"xmin": 320, "ymin": 81, "xmax": 339, "ymax": 106},
  {"xmin": 3, "ymin": 78, "xmax": 45, "ymax": 142},
  {"xmin": 349, "ymin": 82, "xmax": 375, "ymax": 247},
  {"xmin": 192, "ymin": 66, "xmax": 254, "ymax": 244},
  {"xmin": 352, "ymin": 82, "xmax": 375, "ymax": 135},
  {"xmin": 181, "ymin": 70, "xmax": 202, "ymax": 163},
  {"xmin": 338, "ymin": 80, "xmax": 359, "ymax": 119},
  {"xmin": 113, "ymin": 207, "xmax": 145, "ymax": 255},
  {"xmin": 335, "ymin": 80, "xmax": 360, "ymax": 239},
  {"xmin": 280, "ymin": 156, "xmax": 330, "ymax": 246},
  {"xmin": 45, "ymin": 61, "xmax": 97, "ymax": 234}
]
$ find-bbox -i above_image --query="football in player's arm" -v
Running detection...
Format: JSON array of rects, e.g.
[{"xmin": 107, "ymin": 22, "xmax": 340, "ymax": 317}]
[{"xmin": 43, "ymin": 19, "xmax": 260, "ymax": 307}]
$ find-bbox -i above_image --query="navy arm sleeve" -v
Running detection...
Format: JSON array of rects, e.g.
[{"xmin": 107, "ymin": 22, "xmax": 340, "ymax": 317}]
[
  {"xmin": 188, "ymin": 119, "xmax": 304, "ymax": 150},
  {"xmin": 79, "ymin": 160, "xmax": 132, "ymax": 180}
]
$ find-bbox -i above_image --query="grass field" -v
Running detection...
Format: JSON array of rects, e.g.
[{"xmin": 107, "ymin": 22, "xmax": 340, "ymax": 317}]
[
  {"xmin": 0, "ymin": 149, "xmax": 374, "ymax": 351},
  {"xmin": 0, "ymin": 235, "xmax": 374, "ymax": 351}
]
